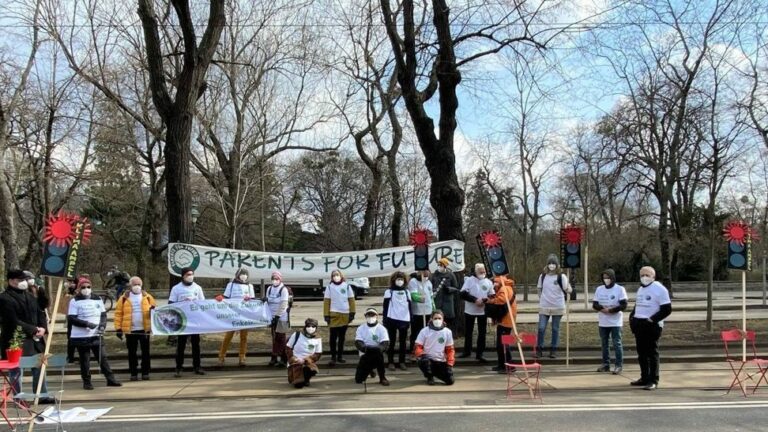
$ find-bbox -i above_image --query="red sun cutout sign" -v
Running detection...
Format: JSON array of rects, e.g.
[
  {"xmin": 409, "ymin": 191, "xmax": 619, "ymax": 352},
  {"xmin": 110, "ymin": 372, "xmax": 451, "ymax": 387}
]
[
  {"xmin": 42, "ymin": 211, "xmax": 93, "ymax": 247},
  {"xmin": 560, "ymin": 225, "xmax": 583, "ymax": 244},
  {"xmin": 409, "ymin": 228, "xmax": 432, "ymax": 246},
  {"xmin": 479, "ymin": 231, "xmax": 502, "ymax": 249},
  {"xmin": 723, "ymin": 221, "xmax": 755, "ymax": 246}
]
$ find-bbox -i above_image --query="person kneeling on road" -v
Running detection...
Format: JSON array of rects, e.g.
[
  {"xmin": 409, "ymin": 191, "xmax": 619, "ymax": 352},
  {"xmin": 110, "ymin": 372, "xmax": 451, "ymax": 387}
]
[
  {"xmin": 286, "ymin": 318, "xmax": 323, "ymax": 389},
  {"xmin": 354, "ymin": 308, "xmax": 390, "ymax": 386},
  {"xmin": 414, "ymin": 311, "xmax": 455, "ymax": 386},
  {"xmin": 68, "ymin": 277, "xmax": 122, "ymax": 390}
]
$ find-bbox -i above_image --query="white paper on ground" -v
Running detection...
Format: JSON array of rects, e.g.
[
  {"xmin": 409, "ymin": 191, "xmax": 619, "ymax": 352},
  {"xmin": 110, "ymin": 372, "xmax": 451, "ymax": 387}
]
[{"xmin": 35, "ymin": 406, "xmax": 113, "ymax": 424}]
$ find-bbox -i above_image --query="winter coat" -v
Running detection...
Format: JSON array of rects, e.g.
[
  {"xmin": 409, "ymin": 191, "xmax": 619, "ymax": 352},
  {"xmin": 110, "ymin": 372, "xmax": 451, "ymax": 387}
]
[{"xmin": 114, "ymin": 291, "xmax": 157, "ymax": 332}]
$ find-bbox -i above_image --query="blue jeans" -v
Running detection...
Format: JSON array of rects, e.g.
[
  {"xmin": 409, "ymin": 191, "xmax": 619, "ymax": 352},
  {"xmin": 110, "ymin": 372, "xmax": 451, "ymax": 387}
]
[
  {"xmin": 599, "ymin": 326, "xmax": 623, "ymax": 367},
  {"xmin": 8, "ymin": 367, "xmax": 48, "ymax": 395},
  {"xmin": 537, "ymin": 314, "xmax": 563, "ymax": 351}
]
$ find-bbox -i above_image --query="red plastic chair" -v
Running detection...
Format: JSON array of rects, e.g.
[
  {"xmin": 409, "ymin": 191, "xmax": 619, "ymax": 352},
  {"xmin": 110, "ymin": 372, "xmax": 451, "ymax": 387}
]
[
  {"xmin": 721, "ymin": 329, "xmax": 768, "ymax": 397},
  {"xmin": 501, "ymin": 333, "xmax": 542, "ymax": 402}
]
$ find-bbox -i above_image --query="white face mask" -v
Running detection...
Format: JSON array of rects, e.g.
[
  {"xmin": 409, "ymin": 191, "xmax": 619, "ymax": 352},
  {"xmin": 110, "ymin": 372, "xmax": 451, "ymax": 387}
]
[
  {"xmin": 477, "ymin": 273, "xmax": 486, "ymax": 279},
  {"xmin": 640, "ymin": 276, "xmax": 654, "ymax": 286},
  {"xmin": 395, "ymin": 279, "xmax": 404, "ymax": 287},
  {"xmin": 432, "ymin": 319, "xmax": 443, "ymax": 328},
  {"xmin": 366, "ymin": 317, "xmax": 377, "ymax": 325},
  {"xmin": 305, "ymin": 326, "xmax": 317, "ymax": 335},
  {"xmin": 131, "ymin": 285, "xmax": 142, "ymax": 294},
  {"xmin": 547, "ymin": 264, "xmax": 557, "ymax": 271},
  {"xmin": 183, "ymin": 276, "xmax": 194, "ymax": 284},
  {"xmin": 271, "ymin": 279, "xmax": 280, "ymax": 286},
  {"xmin": 438, "ymin": 266, "xmax": 446, "ymax": 272},
  {"xmin": 332, "ymin": 276, "xmax": 341, "ymax": 283},
  {"xmin": 16, "ymin": 280, "xmax": 29, "ymax": 290},
  {"xmin": 239, "ymin": 275, "xmax": 248, "ymax": 282},
  {"xmin": 603, "ymin": 279, "xmax": 612, "ymax": 286},
  {"xmin": 80, "ymin": 288, "xmax": 92, "ymax": 297}
]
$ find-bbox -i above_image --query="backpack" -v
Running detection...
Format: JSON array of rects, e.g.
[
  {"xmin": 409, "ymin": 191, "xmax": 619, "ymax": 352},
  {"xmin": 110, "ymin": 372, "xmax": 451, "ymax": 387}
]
[
  {"xmin": 279, "ymin": 285, "xmax": 294, "ymax": 311},
  {"xmin": 539, "ymin": 273, "xmax": 574, "ymax": 301},
  {"xmin": 484, "ymin": 287, "xmax": 515, "ymax": 320}
]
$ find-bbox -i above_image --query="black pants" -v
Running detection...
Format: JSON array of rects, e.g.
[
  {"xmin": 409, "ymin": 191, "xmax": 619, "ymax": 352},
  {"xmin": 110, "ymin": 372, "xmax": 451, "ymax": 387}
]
[
  {"xmin": 355, "ymin": 349, "xmax": 386, "ymax": 383},
  {"xmin": 417, "ymin": 358, "xmax": 454, "ymax": 385},
  {"xmin": 176, "ymin": 334, "xmax": 201, "ymax": 369},
  {"xmin": 329, "ymin": 326, "xmax": 348, "ymax": 360},
  {"xmin": 634, "ymin": 320, "xmax": 663, "ymax": 384},
  {"xmin": 496, "ymin": 325, "xmax": 513, "ymax": 368},
  {"xmin": 385, "ymin": 320, "xmax": 408, "ymax": 364},
  {"xmin": 126, "ymin": 331, "xmax": 151, "ymax": 376},
  {"xmin": 72, "ymin": 336, "xmax": 114, "ymax": 382},
  {"xmin": 66, "ymin": 322, "xmax": 76, "ymax": 362},
  {"xmin": 463, "ymin": 314, "xmax": 487, "ymax": 357},
  {"xmin": 409, "ymin": 315, "xmax": 429, "ymax": 352},
  {"xmin": 295, "ymin": 365, "xmax": 317, "ymax": 388}
]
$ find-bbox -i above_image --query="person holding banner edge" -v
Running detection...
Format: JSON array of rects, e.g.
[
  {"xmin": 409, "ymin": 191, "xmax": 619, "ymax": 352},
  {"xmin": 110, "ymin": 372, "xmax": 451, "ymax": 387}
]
[
  {"xmin": 170, "ymin": 267, "xmax": 206, "ymax": 377},
  {"xmin": 216, "ymin": 267, "xmax": 255, "ymax": 367},
  {"xmin": 323, "ymin": 269, "xmax": 356, "ymax": 366}
]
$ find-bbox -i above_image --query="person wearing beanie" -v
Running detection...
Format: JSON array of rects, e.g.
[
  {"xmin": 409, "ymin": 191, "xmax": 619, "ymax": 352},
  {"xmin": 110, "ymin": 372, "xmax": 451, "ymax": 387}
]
[
  {"xmin": 354, "ymin": 308, "xmax": 390, "ymax": 386},
  {"xmin": 217, "ymin": 267, "xmax": 255, "ymax": 367},
  {"xmin": 114, "ymin": 276, "xmax": 157, "ymax": 381},
  {"xmin": 169, "ymin": 268, "xmax": 206, "ymax": 377},
  {"xmin": 629, "ymin": 266, "xmax": 672, "ymax": 390},
  {"xmin": 266, "ymin": 270, "xmax": 292, "ymax": 367},
  {"xmin": 408, "ymin": 269, "xmax": 434, "ymax": 355},
  {"xmin": 68, "ymin": 277, "xmax": 122, "ymax": 390},
  {"xmin": 0, "ymin": 270, "xmax": 54, "ymax": 402},
  {"xmin": 383, "ymin": 271, "xmax": 411, "ymax": 370},
  {"xmin": 459, "ymin": 263, "xmax": 494, "ymax": 362},
  {"xmin": 323, "ymin": 269, "xmax": 356, "ymax": 366},
  {"xmin": 593, "ymin": 269, "xmax": 628, "ymax": 375},
  {"xmin": 414, "ymin": 310, "xmax": 456, "ymax": 385},
  {"xmin": 487, "ymin": 276, "xmax": 518, "ymax": 373},
  {"xmin": 536, "ymin": 254, "xmax": 572, "ymax": 359},
  {"xmin": 286, "ymin": 318, "xmax": 323, "ymax": 389},
  {"xmin": 432, "ymin": 258, "xmax": 459, "ymax": 329}
]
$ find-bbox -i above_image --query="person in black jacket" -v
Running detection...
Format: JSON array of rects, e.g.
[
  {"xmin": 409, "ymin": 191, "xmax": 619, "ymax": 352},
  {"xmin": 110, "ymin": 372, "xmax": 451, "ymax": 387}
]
[
  {"xmin": 629, "ymin": 266, "xmax": 672, "ymax": 391},
  {"xmin": 1, "ymin": 269, "xmax": 54, "ymax": 402}
]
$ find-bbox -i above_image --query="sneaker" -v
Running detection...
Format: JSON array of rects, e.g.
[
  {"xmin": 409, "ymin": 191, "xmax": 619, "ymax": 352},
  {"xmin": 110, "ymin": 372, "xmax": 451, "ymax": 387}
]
[
  {"xmin": 533, "ymin": 348, "xmax": 543, "ymax": 359},
  {"xmin": 106, "ymin": 379, "xmax": 123, "ymax": 387},
  {"xmin": 612, "ymin": 366, "xmax": 623, "ymax": 375},
  {"xmin": 630, "ymin": 379, "xmax": 647, "ymax": 386},
  {"xmin": 83, "ymin": 382, "xmax": 94, "ymax": 390},
  {"xmin": 268, "ymin": 358, "xmax": 277, "ymax": 367},
  {"xmin": 336, "ymin": 357, "xmax": 347, "ymax": 364},
  {"xmin": 491, "ymin": 366, "xmax": 506, "ymax": 374},
  {"xmin": 38, "ymin": 397, "xmax": 56, "ymax": 405},
  {"xmin": 130, "ymin": 375, "xmax": 139, "ymax": 382},
  {"xmin": 276, "ymin": 361, "xmax": 286, "ymax": 368},
  {"xmin": 194, "ymin": 368, "xmax": 206, "ymax": 375},
  {"xmin": 239, "ymin": 360, "xmax": 247, "ymax": 367},
  {"xmin": 548, "ymin": 352, "xmax": 557, "ymax": 359},
  {"xmin": 388, "ymin": 363, "xmax": 395, "ymax": 371},
  {"xmin": 397, "ymin": 363, "xmax": 407, "ymax": 371},
  {"xmin": 643, "ymin": 383, "xmax": 658, "ymax": 391},
  {"xmin": 174, "ymin": 369, "xmax": 182, "ymax": 378},
  {"xmin": 476, "ymin": 357, "xmax": 489, "ymax": 364},
  {"xmin": 427, "ymin": 377, "xmax": 436, "ymax": 385},
  {"xmin": 379, "ymin": 378, "xmax": 390, "ymax": 386},
  {"xmin": 596, "ymin": 365, "xmax": 611, "ymax": 373},
  {"xmin": 141, "ymin": 375, "xmax": 150, "ymax": 381}
]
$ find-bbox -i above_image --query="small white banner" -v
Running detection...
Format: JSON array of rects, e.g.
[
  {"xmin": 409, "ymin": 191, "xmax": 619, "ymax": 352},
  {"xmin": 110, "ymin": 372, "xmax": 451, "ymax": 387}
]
[
  {"xmin": 167, "ymin": 240, "xmax": 466, "ymax": 281},
  {"xmin": 151, "ymin": 299, "xmax": 273, "ymax": 336}
]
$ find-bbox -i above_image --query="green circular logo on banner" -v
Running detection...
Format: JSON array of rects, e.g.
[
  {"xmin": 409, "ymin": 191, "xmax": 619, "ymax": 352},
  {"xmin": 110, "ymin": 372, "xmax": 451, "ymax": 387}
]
[
  {"xmin": 153, "ymin": 307, "xmax": 187, "ymax": 335},
  {"xmin": 169, "ymin": 244, "xmax": 200, "ymax": 275}
]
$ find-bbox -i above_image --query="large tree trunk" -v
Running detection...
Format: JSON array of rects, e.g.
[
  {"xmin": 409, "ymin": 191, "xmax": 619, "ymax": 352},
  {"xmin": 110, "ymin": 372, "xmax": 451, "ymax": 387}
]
[
  {"xmin": 387, "ymin": 153, "xmax": 404, "ymax": 246},
  {"xmin": 164, "ymin": 112, "xmax": 194, "ymax": 247},
  {"xmin": 360, "ymin": 166, "xmax": 383, "ymax": 249}
]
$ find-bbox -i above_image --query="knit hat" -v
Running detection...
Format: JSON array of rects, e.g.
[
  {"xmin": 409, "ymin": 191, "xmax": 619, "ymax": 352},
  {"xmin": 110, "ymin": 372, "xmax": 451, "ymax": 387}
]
[
  {"xmin": 271, "ymin": 271, "xmax": 282, "ymax": 281},
  {"xmin": 304, "ymin": 318, "xmax": 319, "ymax": 327},
  {"xmin": 546, "ymin": 254, "xmax": 560, "ymax": 266},
  {"xmin": 364, "ymin": 307, "xmax": 378, "ymax": 316},
  {"xmin": 601, "ymin": 269, "xmax": 616, "ymax": 283},
  {"xmin": 6, "ymin": 269, "xmax": 26, "ymax": 281},
  {"xmin": 438, "ymin": 257, "xmax": 451, "ymax": 267},
  {"xmin": 77, "ymin": 277, "xmax": 92, "ymax": 290},
  {"xmin": 180, "ymin": 267, "xmax": 194, "ymax": 277}
]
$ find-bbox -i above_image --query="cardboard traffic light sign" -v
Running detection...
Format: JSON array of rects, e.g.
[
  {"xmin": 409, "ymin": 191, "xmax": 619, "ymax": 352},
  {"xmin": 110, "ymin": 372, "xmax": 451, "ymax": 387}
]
[
  {"xmin": 477, "ymin": 230, "xmax": 509, "ymax": 276},
  {"xmin": 723, "ymin": 221, "xmax": 753, "ymax": 271},
  {"xmin": 560, "ymin": 225, "xmax": 582, "ymax": 269},
  {"xmin": 40, "ymin": 211, "xmax": 92, "ymax": 278},
  {"xmin": 409, "ymin": 228, "xmax": 432, "ymax": 271}
]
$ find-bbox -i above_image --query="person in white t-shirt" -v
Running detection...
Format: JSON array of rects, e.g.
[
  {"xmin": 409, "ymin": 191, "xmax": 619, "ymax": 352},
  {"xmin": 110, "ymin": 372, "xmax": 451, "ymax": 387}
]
[
  {"xmin": 216, "ymin": 267, "xmax": 255, "ymax": 367},
  {"xmin": 459, "ymin": 263, "xmax": 494, "ymax": 362},
  {"xmin": 323, "ymin": 269, "xmax": 356, "ymax": 366},
  {"xmin": 414, "ymin": 310, "xmax": 456, "ymax": 385},
  {"xmin": 354, "ymin": 308, "xmax": 391, "ymax": 386},
  {"xmin": 408, "ymin": 269, "xmax": 434, "ymax": 353},
  {"xmin": 266, "ymin": 271, "xmax": 291, "ymax": 367},
  {"xmin": 536, "ymin": 254, "xmax": 572, "ymax": 359},
  {"xmin": 286, "ymin": 318, "xmax": 323, "ymax": 389},
  {"xmin": 592, "ymin": 269, "xmax": 627, "ymax": 374},
  {"xmin": 383, "ymin": 271, "xmax": 411, "ymax": 370},
  {"xmin": 629, "ymin": 266, "xmax": 672, "ymax": 390},
  {"xmin": 169, "ymin": 267, "xmax": 206, "ymax": 377}
]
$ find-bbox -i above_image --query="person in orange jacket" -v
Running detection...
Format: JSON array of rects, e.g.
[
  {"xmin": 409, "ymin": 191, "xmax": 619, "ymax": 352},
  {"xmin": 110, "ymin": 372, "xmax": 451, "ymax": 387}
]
[
  {"xmin": 114, "ymin": 276, "xmax": 157, "ymax": 381},
  {"xmin": 413, "ymin": 310, "xmax": 455, "ymax": 385},
  {"xmin": 488, "ymin": 275, "xmax": 518, "ymax": 373}
]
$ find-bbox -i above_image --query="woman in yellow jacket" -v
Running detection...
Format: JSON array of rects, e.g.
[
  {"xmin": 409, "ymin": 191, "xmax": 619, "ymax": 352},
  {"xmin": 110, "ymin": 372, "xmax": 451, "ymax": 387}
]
[
  {"xmin": 114, "ymin": 276, "xmax": 157, "ymax": 381},
  {"xmin": 488, "ymin": 275, "xmax": 517, "ymax": 373}
]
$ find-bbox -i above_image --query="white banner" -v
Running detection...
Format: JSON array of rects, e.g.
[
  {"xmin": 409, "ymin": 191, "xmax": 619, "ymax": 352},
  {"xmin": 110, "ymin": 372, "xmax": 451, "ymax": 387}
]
[
  {"xmin": 151, "ymin": 299, "xmax": 272, "ymax": 336},
  {"xmin": 167, "ymin": 240, "xmax": 465, "ymax": 281}
]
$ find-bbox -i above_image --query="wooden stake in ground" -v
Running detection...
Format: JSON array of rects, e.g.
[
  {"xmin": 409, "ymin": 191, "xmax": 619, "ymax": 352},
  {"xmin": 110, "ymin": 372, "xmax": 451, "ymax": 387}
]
[{"xmin": 28, "ymin": 278, "xmax": 64, "ymax": 432}]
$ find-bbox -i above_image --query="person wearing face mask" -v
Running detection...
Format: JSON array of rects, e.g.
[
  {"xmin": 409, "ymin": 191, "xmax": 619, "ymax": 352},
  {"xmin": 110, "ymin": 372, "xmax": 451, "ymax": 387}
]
[
  {"xmin": 408, "ymin": 269, "xmax": 434, "ymax": 355},
  {"xmin": 68, "ymin": 277, "xmax": 122, "ymax": 390},
  {"xmin": 432, "ymin": 258, "xmax": 459, "ymax": 329},
  {"xmin": 459, "ymin": 263, "xmax": 494, "ymax": 362},
  {"xmin": 0, "ymin": 270, "xmax": 54, "ymax": 403},
  {"xmin": 487, "ymin": 276, "xmax": 518, "ymax": 373},
  {"xmin": 629, "ymin": 266, "xmax": 671, "ymax": 390},
  {"xmin": 169, "ymin": 267, "xmax": 206, "ymax": 377},
  {"xmin": 114, "ymin": 276, "xmax": 157, "ymax": 381},
  {"xmin": 286, "ymin": 318, "xmax": 323, "ymax": 389},
  {"xmin": 265, "ymin": 271, "xmax": 291, "ymax": 367},
  {"xmin": 383, "ymin": 271, "xmax": 412, "ymax": 370},
  {"xmin": 354, "ymin": 308, "xmax": 390, "ymax": 386},
  {"xmin": 323, "ymin": 269, "xmax": 356, "ymax": 366},
  {"xmin": 217, "ymin": 268, "xmax": 255, "ymax": 367},
  {"xmin": 593, "ymin": 269, "xmax": 627, "ymax": 375},
  {"xmin": 414, "ymin": 310, "xmax": 455, "ymax": 385},
  {"xmin": 22, "ymin": 271, "xmax": 50, "ymax": 313},
  {"xmin": 535, "ymin": 254, "xmax": 572, "ymax": 359}
]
